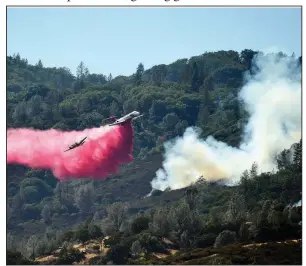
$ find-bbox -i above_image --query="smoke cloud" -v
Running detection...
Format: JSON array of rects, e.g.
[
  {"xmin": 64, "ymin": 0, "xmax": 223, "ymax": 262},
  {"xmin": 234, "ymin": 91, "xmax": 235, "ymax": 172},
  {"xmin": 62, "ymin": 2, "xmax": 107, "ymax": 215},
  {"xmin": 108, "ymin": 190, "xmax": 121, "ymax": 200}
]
[
  {"xmin": 7, "ymin": 122, "xmax": 134, "ymax": 180},
  {"xmin": 151, "ymin": 53, "xmax": 301, "ymax": 191}
]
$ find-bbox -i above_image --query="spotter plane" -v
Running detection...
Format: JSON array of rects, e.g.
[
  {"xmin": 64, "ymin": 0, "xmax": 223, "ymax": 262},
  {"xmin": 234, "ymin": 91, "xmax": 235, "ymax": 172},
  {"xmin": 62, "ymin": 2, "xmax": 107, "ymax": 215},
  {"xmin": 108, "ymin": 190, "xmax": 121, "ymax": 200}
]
[
  {"xmin": 107, "ymin": 111, "xmax": 143, "ymax": 126},
  {"xmin": 64, "ymin": 137, "xmax": 87, "ymax": 152}
]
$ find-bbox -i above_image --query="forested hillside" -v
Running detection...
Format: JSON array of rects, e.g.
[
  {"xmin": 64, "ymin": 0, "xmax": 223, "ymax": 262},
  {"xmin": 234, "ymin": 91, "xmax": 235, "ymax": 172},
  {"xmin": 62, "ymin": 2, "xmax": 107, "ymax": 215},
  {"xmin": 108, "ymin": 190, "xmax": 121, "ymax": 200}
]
[{"xmin": 7, "ymin": 50, "xmax": 302, "ymax": 264}]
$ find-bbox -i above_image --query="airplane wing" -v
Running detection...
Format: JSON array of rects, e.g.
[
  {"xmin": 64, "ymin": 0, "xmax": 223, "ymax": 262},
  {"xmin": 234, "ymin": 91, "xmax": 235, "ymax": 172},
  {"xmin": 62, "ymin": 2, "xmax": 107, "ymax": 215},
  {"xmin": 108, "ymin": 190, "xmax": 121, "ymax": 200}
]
[
  {"xmin": 102, "ymin": 116, "xmax": 117, "ymax": 124},
  {"xmin": 79, "ymin": 137, "xmax": 87, "ymax": 143},
  {"xmin": 65, "ymin": 137, "xmax": 87, "ymax": 152},
  {"xmin": 132, "ymin": 114, "xmax": 144, "ymax": 120},
  {"xmin": 108, "ymin": 121, "xmax": 122, "ymax": 126},
  {"xmin": 108, "ymin": 115, "xmax": 143, "ymax": 126}
]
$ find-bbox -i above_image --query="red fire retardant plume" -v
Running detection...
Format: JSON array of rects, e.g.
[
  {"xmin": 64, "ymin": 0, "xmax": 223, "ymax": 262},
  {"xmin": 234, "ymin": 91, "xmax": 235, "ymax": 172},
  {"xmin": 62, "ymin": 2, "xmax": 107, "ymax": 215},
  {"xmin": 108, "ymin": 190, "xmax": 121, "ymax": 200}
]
[{"xmin": 7, "ymin": 122, "xmax": 134, "ymax": 181}]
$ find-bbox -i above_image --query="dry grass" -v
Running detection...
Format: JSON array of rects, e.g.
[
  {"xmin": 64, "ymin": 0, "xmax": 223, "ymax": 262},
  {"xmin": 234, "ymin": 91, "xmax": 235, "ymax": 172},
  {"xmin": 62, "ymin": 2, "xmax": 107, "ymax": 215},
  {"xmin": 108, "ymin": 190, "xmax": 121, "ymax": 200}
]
[
  {"xmin": 158, "ymin": 239, "xmax": 302, "ymax": 265},
  {"xmin": 35, "ymin": 237, "xmax": 111, "ymax": 264},
  {"xmin": 35, "ymin": 238, "xmax": 302, "ymax": 265}
]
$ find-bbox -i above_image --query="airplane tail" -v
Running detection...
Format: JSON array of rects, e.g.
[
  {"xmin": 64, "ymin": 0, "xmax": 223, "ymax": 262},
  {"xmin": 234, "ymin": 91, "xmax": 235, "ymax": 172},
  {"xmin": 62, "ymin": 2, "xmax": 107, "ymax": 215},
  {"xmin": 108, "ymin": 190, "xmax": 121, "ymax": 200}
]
[{"xmin": 132, "ymin": 115, "xmax": 143, "ymax": 121}]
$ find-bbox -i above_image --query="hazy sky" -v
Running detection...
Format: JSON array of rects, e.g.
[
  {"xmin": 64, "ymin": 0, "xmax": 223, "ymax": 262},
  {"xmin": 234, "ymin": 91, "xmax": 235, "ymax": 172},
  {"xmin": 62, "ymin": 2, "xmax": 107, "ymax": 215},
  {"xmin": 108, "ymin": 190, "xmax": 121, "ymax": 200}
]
[{"xmin": 7, "ymin": 7, "xmax": 301, "ymax": 77}]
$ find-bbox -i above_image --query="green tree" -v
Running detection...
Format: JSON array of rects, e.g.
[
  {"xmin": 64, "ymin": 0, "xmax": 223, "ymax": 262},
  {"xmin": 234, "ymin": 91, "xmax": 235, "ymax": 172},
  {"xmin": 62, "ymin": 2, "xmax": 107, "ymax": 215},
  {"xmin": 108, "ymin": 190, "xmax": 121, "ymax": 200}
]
[
  {"xmin": 131, "ymin": 216, "xmax": 150, "ymax": 234},
  {"xmin": 239, "ymin": 170, "xmax": 249, "ymax": 197},
  {"xmin": 191, "ymin": 62, "xmax": 199, "ymax": 91},
  {"xmin": 293, "ymin": 139, "xmax": 302, "ymax": 172},
  {"xmin": 106, "ymin": 202, "xmax": 129, "ymax": 232},
  {"xmin": 107, "ymin": 73, "xmax": 113, "ymax": 82},
  {"xmin": 130, "ymin": 240, "xmax": 143, "ymax": 257},
  {"xmin": 214, "ymin": 230, "xmax": 237, "ymax": 248},
  {"xmin": 276, "ymin": 149, "xmax": 291, "ymax": 170},
  {"xmin": 76, "ymin": 61, "xmax": 86, "ymax": 79},
  {"xmin": 41, "ymin": 204, "xmax": 51, "ymax": 223},
  {"xmin": 36, "ymin": 59, "xmax": 43, "ymax": 68},
  {"xmin": 250, "ymin": 162, "xmax": 258, "ymax": 178},
  {"xmin": 135, "ymin": 63, "xmax": 144, "ymax": 85},
  {"xmin": 225, "ymin": 193, "xmax": 246, "ymax": 225},
  {"xmin": 74, "ymin": 184, "xmax": 95, "ymax": 214},
  {"xmin": 240, "ymin": 49, "xmax": 258, "ymax": 70},
  {"xmin": 151, "ymin": 208, "xmax": 172, "ymax": 237}
]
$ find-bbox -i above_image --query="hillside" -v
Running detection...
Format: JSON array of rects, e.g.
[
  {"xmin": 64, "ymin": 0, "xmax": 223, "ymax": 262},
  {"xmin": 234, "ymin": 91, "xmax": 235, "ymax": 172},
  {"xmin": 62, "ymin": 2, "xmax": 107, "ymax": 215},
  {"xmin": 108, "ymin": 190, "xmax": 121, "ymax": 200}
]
[
  {"xmin": 29, "ymin": 238, "xmax": 301, "ymax": 265},
  {"xmin": 6, "ymin": 50, "xmax": 302, "ymax": 264}
]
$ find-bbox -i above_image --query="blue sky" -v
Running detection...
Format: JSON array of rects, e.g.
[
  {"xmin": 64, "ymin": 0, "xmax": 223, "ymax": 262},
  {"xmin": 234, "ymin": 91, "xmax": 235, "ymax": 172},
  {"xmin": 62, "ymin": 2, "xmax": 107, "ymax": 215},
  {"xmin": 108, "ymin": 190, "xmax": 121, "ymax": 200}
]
[{"xmin": 7, "ymin": 7, "xmax": 301, "ymax": 77}]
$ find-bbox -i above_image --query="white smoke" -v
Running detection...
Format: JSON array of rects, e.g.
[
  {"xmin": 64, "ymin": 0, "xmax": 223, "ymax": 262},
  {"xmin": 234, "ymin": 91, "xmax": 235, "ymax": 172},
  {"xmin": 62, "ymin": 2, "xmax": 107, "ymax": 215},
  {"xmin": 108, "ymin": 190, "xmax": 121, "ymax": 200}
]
[
  {"xmin": 293, "ymin": 200, "xmax": 302, "ymax": 207},
  {"xmin": 151, "ymin": 53, "xmax": 301, "ymax": 191}
]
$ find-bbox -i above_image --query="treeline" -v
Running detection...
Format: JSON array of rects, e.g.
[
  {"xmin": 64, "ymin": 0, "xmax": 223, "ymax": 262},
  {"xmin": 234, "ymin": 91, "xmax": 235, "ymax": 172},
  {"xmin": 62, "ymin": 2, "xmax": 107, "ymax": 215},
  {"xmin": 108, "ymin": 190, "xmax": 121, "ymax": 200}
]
[
  {"xmin": 7, "ymin": 140, "xmax": 302, "ymax": 264},
  {"xmin": 6, "ymin": 50, "xmax": 301, "ymax": 264}
]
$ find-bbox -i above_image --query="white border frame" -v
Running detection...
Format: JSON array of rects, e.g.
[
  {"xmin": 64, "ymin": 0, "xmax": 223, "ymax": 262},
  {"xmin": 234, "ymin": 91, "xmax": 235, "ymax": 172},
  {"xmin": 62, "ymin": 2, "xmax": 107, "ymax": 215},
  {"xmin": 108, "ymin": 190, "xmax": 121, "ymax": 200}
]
[{"xmin": 3, "ymin": 3, "xmax": 303, "ymax": 266}]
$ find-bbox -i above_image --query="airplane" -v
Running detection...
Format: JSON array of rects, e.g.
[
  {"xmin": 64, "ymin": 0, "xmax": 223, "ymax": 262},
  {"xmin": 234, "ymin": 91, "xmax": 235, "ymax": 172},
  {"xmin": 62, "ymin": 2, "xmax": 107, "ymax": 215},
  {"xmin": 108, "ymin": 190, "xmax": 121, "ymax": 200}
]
[
  {"xmin": 108, "ymin": 111, "xmax": 143, "ymax": 126},
  {"xmin": 101, "ymin": 116, "xmax": 117, "ymax": 125},
  {"xmin": 64, "ymin": 137, "xmax": 87, "ymax": 152}
]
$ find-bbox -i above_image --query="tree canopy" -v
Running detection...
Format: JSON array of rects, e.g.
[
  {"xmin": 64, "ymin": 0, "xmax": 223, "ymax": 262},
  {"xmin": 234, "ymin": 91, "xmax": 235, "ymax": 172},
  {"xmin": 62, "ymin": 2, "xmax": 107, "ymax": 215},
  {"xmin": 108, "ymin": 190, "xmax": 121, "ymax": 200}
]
[{"xmin": 7, "ymin": 50, "xmax": 301, "ymax": 264}]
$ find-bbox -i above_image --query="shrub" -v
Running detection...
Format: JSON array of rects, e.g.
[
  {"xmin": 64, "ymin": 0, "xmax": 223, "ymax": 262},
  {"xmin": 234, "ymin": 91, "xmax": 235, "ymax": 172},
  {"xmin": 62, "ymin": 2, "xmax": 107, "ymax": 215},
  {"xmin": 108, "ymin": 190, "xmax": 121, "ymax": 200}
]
[
  {"xmin": 195, "ymin": 233, "xmax": 217, "ymax": 248},
  {"xmin": 214, "ymin": 230, "xmax": 237, "ymax": 248},
  {"xmin": 56, "ymin": 248, "xmax": 85, "ymax": 264},
  {"xmin": 131, "ymin": 216, "xmax": 150, "ymax": 234},
  {"xmin": 92, "ymin": 244, "xmax": 100, "ymax": 251}
]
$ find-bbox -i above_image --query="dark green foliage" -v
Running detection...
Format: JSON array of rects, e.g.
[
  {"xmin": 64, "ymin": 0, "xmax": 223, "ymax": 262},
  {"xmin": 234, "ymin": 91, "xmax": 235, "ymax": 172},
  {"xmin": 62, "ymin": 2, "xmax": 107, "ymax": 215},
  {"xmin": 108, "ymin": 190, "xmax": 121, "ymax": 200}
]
[
  {"xmin": 293, "ymin": 139, "xmax": 302, "ymax": 171},
  {"xmin": 22, "ymin": 203, "xmax": 42, "ymax": 220},
  {"xmin": 63, "ymin": 221, "xmax": 104, "ymax": 243},
  {"xmin": 19, "ymin": 178, "xmax": 53, "ymax": 204},
  {"xmin": 159, "ymin": 241, "xmax": 301, "ymax": 265},
  {"xmin": 103, "ymin": 233, "xmax": 122, "ymax": 248},
  {"xmin": 8, "ymin": 182, "xmax": 19, "ymax": 197},
  {"xmin": 7, "ymin": 250, "xmax": 38, "ymax": 265},
  {"xmin": 195, "ymin": 233, "xmax": 217, "ymax": 248},
  {"xmin": 131, "ymin": 216, "xmax": 150, "ymax": 234},
  {"xmin": 88, "ymin": 224, "xmax": 104, "ymax": 239},
  {"xmin": 137, "ymin": 232, "xmax": 165, "ymax": 253},
  {"xmin": 6, "ymin": 51, "xmax": 302, "ymax": 265},
  {"xmin": 240, "ymin": 49, "xmax": 259, "ymax": 70},
  {"xmin": 135, "ymin": 63, "xmax": 144, "ymax": 85},
  {"xmin": 106, "ymin": 243, "xmax": 130, "ymax": 264},
  {"xmin": 55, "ymin": 247, "xmax": 85, "ymax": 265},
  {"xmin": 214, "ymin": 230, "xmax": 237, "ymax": 248},
  {"xmin": 74, "ymin": 227, "xmax": 91, "ymax": 243},
  {"xmin": 62, "ymin": 230, "xmax": 75, "ymax": 242},
  {"xmin": 276, "ymin": 149, "xmax": 291, "ymax": 170}
]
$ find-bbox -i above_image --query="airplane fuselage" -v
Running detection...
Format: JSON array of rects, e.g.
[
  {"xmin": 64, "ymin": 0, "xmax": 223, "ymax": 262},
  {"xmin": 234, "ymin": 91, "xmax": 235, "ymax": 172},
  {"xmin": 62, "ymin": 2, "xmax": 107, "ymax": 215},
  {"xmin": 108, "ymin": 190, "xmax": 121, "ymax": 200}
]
[
  {"xmin": 65, "ymin": 137, "xmax": 87, "ymax": 152},
  {"xmin": 108, "ymin": 111, "xmax": 143, "ymax": 126}
]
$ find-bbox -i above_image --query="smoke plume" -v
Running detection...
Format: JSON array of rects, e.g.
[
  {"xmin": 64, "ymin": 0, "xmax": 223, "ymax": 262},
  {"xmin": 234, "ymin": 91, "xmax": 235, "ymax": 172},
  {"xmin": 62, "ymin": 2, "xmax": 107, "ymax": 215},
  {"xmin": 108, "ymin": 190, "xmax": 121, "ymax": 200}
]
[
  {"xmin": 151, "ymin": 53, "xmax": 301, "ymax": 191},
  {"xmin": 7, "ymin": 122, "xmax": 134, "ymax": 180}
]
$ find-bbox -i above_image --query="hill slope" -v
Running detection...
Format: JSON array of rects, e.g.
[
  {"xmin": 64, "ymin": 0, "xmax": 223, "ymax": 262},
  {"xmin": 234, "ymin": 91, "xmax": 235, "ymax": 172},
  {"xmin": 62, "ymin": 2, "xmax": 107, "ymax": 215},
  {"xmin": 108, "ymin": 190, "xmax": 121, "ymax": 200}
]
[{"xmin": 6, "ymin": 50, "xmax": 302, "ymax": 264}]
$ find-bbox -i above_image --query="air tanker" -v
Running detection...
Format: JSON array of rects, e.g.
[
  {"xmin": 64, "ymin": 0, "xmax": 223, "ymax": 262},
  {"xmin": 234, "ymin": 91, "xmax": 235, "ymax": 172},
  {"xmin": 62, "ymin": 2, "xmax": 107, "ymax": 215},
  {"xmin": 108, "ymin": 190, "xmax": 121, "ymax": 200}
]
[{"xmin": 107, "ymin": 111, "xmax": 143, "ymax": 126}]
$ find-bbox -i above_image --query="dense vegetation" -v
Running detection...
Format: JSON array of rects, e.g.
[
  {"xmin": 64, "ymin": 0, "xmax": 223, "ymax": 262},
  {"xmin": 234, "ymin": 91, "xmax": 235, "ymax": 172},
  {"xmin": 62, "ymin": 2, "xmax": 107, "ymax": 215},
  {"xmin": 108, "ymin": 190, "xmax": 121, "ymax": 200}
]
[{"xmin": 6, "ymin": 50, "xmax": 302, "ymax": 264}]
